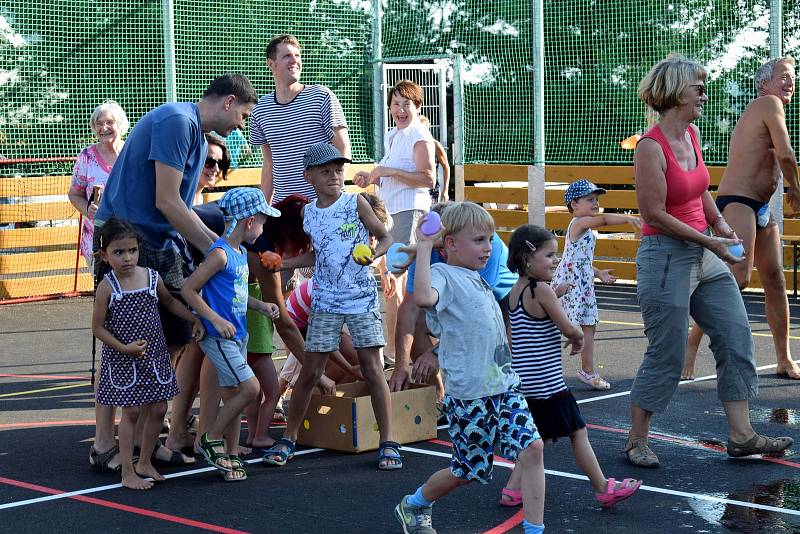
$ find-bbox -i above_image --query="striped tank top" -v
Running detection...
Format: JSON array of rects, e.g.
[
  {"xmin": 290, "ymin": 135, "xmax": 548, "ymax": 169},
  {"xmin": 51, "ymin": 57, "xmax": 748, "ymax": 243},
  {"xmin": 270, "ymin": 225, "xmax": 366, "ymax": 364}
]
[{"xmin": 509, "ymin": 278, "xmax": 568, "ymax": 399}]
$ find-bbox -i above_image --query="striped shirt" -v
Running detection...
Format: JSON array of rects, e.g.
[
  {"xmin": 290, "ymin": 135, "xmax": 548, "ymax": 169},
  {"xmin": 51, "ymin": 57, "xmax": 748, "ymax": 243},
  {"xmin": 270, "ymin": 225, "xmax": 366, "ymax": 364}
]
[
  {"xmin": 378, "ymin": 118, "xmax": 434, "ymax": 214},
  {"xmin": 286, "ymin": 279, "xmax": 313, "ymax": 330},
  {"xmin": 509, "ymin": 280, "xmax": 567, "ymax": 399},
  {"xmin": 249, "ymin": 85, "xmax": 347, "ymax": 203}
]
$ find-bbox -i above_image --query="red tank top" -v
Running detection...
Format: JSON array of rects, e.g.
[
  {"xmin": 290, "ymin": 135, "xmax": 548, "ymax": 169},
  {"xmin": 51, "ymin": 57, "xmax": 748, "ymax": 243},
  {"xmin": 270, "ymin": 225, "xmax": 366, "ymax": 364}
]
[{"xmin": 638, "ymin": 124, "xmax": 710, "ymax": 236}]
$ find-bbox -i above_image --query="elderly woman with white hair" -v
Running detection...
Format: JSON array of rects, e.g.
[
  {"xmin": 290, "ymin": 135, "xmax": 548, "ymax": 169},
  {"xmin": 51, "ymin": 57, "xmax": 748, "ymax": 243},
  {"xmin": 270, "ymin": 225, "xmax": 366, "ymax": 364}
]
[{"xmin": 68, "ymin": 100, "xmax": 129, "ymax": 264}]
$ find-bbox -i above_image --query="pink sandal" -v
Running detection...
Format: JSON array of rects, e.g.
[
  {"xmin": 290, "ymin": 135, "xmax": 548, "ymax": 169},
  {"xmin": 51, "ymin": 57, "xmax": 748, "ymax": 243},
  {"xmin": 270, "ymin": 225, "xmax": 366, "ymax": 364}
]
[
  {"xmin": 499, "ymin": 487, "xmax": 523, "ymax": 507},
  {"xmin": 595, "ymin": 478, "xmax": 642, "ymax": 508}
]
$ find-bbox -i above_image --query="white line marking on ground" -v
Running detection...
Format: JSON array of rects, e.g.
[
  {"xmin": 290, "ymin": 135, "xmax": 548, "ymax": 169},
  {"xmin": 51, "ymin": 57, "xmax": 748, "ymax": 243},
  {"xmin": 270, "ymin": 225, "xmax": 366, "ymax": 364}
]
[
  {"xmin": 576, "ymin": 362, "xmax": 780, "ymax": 405},
  {"xmin": 0, "ymin": 447, "xmax": 324, "ymax": 510},
  {"xmin": 402, "ymin": 446, "xmax": 800, "ymax": 517}
]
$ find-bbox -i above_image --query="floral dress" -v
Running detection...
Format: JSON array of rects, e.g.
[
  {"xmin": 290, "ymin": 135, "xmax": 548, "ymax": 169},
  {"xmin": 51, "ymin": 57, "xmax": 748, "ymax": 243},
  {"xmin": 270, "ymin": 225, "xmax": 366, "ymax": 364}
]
[
  {"xmin": 551, "ymin": 218, "xmax": 598, "ymax": 326},
  {"xmin": 95, "ymin": 268, "xmax": 179, "ymax": 407},
  {"xmin": 70, "ymin": 144, "xmax": 114, "ymax": 263}
]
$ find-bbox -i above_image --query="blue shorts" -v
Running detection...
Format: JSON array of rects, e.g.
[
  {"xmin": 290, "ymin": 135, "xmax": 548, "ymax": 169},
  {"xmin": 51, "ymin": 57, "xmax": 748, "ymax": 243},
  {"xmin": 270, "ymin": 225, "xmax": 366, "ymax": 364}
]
[
  {"xmin": 199, "ymin": 335, "xmax": 254, "ymax": 387},
  {"xmin": 445, "ymin": 390, "xmax": 540, "ymax": 484}
]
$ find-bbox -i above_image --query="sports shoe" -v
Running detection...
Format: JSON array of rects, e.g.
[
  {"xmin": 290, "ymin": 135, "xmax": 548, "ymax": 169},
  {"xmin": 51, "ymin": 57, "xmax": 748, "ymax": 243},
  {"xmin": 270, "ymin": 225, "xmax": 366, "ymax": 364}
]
[{"xmin": 394, "ymin": 495, "xmax": 436, "ymax": 533}]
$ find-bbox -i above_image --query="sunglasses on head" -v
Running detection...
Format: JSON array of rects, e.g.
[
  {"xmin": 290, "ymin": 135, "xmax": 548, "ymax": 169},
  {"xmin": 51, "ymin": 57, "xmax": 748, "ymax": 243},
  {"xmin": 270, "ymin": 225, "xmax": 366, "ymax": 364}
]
[{"xmin": 204, "ymin": 157, "xmax": 221, "ymax": 169}]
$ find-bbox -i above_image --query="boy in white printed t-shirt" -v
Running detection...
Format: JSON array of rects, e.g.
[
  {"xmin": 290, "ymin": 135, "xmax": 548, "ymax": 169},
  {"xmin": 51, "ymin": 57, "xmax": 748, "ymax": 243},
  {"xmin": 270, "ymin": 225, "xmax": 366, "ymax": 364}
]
[
  {"xmin": 262, "ymin": 143, "xmax": 403, "ymax": 470},
  {"xmin": 394, "ymin": 201, "xmax": 546, "ymax": 534}
]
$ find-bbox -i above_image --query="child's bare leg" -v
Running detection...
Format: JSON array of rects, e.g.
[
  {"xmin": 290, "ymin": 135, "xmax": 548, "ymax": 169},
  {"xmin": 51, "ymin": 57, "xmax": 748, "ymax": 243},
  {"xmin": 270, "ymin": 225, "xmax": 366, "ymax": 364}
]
[
  {"xmin": 580, "ymin": 325, "xmax": 597, "ymax": 374},
  {"xmin": 357, "ymin": 346, "xmax": 395, "ymax": 444},
  {"xmin": 570, "ymin": 427, "xmax": 606, "ymax": 493},
  {"xmin": 683, "ymin": 324, "xmax": 703, "ymax": 380},
  {"xmin": 518, "ymin": 439, "xmax": 545, "ymax": 525},
  {"xmin": 249, "ymin": 355, "xmax": 279, "ymax": 448},
  {"xmin": 166, "ymin": 342, "xmax": 203, "ymax": 451},
  {"xmin": 244, "ymin": 388, "xmax": 264, "ymax": 446},
  {"xmin": 416, "ymin": 468, "xmax": 470, "ymax": 502},
  {"xmin": 135, "ymin": 402, "xmax": 166, "ymax": 482},
  {"xmin": 119, "ymin": 406, "xmax": 152, "ymax": 490},
  {"xmin": 265, "ymin": 352, "xmax": 328, "ymax": 462},
  {"xmin": 195, "ymin": 357, "xmax": 221, "ymax": 451},
  {"xmin": 212, "ymin": 377, "xmax": 260, "ymax": 441}
]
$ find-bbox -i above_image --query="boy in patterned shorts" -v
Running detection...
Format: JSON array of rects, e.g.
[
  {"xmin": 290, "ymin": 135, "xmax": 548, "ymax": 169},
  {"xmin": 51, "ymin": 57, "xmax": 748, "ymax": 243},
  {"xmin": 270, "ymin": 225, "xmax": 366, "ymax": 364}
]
[{"xmin": 394, "ymin": 201, "xmax": 546, "ymax": 534}]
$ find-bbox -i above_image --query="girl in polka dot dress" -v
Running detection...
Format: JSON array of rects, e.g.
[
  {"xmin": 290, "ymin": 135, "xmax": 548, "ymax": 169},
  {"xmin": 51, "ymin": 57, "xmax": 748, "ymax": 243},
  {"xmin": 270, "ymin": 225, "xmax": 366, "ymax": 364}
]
[
  {"xmin": 93, "ymin": 219, "xmax": 204, "ymax": 490},
  {"xmin": 551, "ymin": 180, "xmax": 641, "ymax": 391}
]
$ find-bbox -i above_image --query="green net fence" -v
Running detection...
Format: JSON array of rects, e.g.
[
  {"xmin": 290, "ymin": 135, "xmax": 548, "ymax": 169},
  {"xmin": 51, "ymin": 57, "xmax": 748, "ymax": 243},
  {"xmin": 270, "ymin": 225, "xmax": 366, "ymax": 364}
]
[{"xmin": 1, "ymin": 0, "xmax": 799, "ymax": 300}]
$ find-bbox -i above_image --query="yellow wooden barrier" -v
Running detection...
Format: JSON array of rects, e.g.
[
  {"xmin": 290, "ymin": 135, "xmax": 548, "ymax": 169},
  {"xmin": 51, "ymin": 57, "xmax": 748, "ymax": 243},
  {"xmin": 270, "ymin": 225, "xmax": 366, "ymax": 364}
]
[
  {"xmin": 462, "ymin": 164, "xmax": 800, "ymax": 291},
  {"xmin": 0, "ymin": 164, "xmax": 380, "ymax": 300}
]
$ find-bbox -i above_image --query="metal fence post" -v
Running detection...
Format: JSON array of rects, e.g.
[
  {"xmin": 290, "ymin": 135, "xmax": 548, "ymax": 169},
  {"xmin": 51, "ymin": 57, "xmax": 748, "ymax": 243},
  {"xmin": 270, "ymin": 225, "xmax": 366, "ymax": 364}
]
[
  {"xmin": 453, "ymin": 54, "xmax": 465, "ymax": 201},
  {"xmin": 529, "ymin": 0, "xmax": 545, "ymax": 226},
  {"xmin": 372, "ymin": 0, "xmax": 384, "ymax": 161},
  {"xmin": 162, "ymin": 0, "xmax": 177, "ymax": 102}
]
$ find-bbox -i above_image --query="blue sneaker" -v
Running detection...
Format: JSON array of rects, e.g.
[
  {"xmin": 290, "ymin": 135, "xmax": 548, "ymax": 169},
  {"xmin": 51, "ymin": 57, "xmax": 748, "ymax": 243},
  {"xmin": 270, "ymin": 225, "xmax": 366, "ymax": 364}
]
[{"xmin": 394, "ymin": 495, "xmax": 436, "ymax": 533}]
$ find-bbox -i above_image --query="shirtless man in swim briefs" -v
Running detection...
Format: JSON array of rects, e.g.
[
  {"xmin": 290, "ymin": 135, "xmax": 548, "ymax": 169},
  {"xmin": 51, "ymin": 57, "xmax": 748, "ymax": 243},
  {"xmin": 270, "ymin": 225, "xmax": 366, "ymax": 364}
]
[{"xmin": 686, "ymin": 57, "xmax": 800, "ymax": 379}]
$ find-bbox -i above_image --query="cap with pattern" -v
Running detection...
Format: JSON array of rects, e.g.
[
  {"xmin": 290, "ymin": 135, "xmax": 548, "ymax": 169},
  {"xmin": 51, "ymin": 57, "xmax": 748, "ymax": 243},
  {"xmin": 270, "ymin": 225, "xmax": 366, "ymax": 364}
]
[
  {"xmin": 564, "ymin": 179, "xmax": 606, "ymax": 206},
  {"xmin": 219, "ymin": 187, "xmax": 280, "ymax": 237},
  {"xmin": 303, "ymin": 142, "xmax": 352, "ymax": 169}
]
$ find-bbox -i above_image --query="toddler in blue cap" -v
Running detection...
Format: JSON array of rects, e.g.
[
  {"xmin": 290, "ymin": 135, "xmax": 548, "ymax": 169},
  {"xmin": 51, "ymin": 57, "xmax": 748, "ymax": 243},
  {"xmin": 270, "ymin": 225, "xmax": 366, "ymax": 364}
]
[{"xmin": 552, "ymin": 179, "xmax": 641, "ymax": 390}]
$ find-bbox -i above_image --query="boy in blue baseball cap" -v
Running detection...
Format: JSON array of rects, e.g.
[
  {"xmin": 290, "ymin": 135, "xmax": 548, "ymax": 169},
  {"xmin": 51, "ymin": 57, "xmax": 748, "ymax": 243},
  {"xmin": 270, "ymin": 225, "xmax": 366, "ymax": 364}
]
[
  {"xmin": 181, "ymin": 187, "xmax": 281, "ymax": 482},
  {"xmin": 553, "ymin": 179, "xmax": 641, "ymax": 391}
]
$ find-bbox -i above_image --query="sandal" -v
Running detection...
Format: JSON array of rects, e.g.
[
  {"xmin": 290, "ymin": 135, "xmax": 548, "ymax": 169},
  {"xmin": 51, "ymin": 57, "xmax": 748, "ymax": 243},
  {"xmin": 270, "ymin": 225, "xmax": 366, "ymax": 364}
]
[
  {"xmin": 272, "ymin": 406, "xmax": 287, "ymax": 425},
  {"xmin": 595, "ymin": 477, "xmax": 642, "ymax": 508},
  {"xmin": 262, "ymin": 437, "xmax": 296, "ymax": 467},
  {"xmin": 186, "ymin": 414, "xmax": 199, "ymax": 434},
  {"xmin": 378, "ymin": 441, "xmax": 403, "ymax": 470},
  {"xmin": 221, "ymin": 455, "xmax": 247, "ymax": 482},
  {"xmin": 727, "ymin": 433, "xmax": 794, "ymax": 458},
  {"xmin": 624, "ymin": 438, "xmax": 659, "ymax": 468},
  {"xmin": 89, "ymin": 445, "xmax": 121, "ymax": 473},
  {"xmin": 197, "ymin": 432, "xmax": 233, "ymax": 472},
  {"xmin": 577, "ymin": 369, "xmax": 611, "ymax": 390},
  {"xmin": 151, "ymin": 443, "xmax": 196, "ymax": 467},
  {"xmin": 499, "ymin": 487, "xmax": 523, "ymax": 507}
]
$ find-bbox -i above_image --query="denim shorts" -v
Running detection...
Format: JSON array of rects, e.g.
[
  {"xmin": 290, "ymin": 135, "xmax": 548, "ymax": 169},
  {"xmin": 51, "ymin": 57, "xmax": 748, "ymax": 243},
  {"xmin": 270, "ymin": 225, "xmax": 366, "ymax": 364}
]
[
  {"xmin": 305, "ymin": 310, "xmax": 385, "ymax": 353},
  {"xmin": 199, "ymin": 335, "xmax": 254, "ymax": 387},
  {"xmin": 445, "ymin": 390, "xmax": 540, "ymax": 484}
]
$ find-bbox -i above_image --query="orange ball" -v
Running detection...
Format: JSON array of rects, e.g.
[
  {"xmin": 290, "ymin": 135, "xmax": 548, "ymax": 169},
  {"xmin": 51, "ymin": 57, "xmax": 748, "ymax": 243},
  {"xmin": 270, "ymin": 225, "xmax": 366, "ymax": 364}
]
[{"xmin": 260, "ymin": 251, "xmax": 283, "ymax": 271}]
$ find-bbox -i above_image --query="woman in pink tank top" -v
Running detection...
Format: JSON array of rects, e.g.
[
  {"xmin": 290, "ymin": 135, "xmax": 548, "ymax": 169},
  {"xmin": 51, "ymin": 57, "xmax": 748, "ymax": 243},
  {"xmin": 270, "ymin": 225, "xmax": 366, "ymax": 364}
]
[{"xmin": 625, "ymin": 55, "xmax": 792, "ymax": 468}]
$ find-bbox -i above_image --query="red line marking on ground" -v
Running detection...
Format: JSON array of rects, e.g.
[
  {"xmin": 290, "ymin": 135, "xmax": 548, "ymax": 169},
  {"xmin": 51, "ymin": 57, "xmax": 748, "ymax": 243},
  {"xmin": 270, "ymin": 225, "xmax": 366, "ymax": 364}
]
[
  {"xmin": 0, "ymin": 373, "xmax": 87, "ymax": 380},
  {"xmin": 0, "ymin": 476, "xmax": 249, "ymax": 533},
  {"xmin": 0, "ymin": 419, "xmax": 95, "ymax": 429},
  {"xmin": 483, "ymin": 510, "xmax": 526, "ymax": 534}
]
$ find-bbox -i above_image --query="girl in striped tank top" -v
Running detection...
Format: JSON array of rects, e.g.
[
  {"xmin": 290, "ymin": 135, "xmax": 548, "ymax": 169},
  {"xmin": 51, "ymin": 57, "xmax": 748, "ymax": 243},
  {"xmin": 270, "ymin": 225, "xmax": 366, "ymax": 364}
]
[{"xmin": 500, "ymin": 225, "xmax": 642, "ymax": 509}]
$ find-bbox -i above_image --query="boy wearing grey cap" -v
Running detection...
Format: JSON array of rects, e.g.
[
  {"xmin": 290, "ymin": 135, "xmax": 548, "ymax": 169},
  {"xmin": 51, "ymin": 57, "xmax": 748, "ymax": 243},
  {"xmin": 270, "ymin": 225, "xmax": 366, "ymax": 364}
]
[
  {"xmin": 182, "ymin": 187, "xmax": 281, "ymax": 482},
  {"xmin": 552, "ymin": 179, "xmax": 641, "ymax": 391},
  {"xmin": 263, "ymin": 143, "xmax": 403, "ymax": 470}
]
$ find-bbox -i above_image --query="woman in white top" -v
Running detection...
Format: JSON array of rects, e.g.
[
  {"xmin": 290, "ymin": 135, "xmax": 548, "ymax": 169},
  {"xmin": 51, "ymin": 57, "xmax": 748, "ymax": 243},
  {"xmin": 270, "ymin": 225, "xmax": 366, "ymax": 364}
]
[{"xmin": 354, "ymin": 80, "xmax": 436, "ymax": 367}]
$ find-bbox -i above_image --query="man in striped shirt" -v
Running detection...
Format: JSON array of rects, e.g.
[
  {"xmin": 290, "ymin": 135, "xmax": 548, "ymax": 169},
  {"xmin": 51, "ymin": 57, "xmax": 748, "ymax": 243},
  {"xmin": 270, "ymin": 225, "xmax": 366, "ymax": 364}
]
[{"xmin": 249, "ymin": 34, "xmax": 351, "ymax": 204}]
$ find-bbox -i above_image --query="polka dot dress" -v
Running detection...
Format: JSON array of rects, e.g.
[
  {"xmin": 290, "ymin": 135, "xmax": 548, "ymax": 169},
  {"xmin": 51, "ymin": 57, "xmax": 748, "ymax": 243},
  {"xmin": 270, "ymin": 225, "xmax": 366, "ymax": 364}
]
[{"xmin": 96, "ymin": 268, "xmax": 180, "ymax": 407}]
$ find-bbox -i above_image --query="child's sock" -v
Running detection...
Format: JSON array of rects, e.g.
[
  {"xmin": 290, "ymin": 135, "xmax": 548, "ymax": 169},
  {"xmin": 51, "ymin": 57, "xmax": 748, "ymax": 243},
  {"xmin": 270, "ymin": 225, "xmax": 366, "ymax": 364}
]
[
  {"xmin": 522, "ymin": 520, "xmax": 544, "ymax": 534},
  {"xmin": 407, "ymin": 485, "xmax": 434, "ymax": 508}
]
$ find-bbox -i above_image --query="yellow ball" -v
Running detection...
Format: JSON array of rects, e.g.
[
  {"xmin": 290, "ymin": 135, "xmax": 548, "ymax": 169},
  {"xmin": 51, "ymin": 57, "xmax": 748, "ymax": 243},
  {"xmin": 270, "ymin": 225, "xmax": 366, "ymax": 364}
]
[{"xmin": 352, "ymin": 243, "xmax": 373, "ymax": 263}]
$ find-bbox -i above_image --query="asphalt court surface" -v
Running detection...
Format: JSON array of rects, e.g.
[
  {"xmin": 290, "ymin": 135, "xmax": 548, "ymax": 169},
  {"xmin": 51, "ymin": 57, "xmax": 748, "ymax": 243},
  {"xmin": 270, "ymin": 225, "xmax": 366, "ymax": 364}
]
[{"xmin": 2, "ymin": 286, "xmax": 800, "ymax": 533}]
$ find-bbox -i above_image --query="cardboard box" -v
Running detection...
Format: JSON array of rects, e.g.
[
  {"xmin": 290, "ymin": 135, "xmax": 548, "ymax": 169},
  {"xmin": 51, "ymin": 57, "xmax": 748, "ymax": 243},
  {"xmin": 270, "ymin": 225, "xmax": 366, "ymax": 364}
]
[{"xmin": 296, "ymin": 381, "xmax": 437, "ymax": 453}]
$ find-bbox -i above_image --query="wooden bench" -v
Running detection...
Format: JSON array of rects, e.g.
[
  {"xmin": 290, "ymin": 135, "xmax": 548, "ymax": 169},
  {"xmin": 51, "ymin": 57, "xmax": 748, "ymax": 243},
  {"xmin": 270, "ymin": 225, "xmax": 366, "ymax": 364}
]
[
  {"xmin": 459, "ymin": 164, "xmax": 800, "ymax": 290},
  {"xmin": 0, "ymin": 165, "xmax": 375, "ymax": 300}
]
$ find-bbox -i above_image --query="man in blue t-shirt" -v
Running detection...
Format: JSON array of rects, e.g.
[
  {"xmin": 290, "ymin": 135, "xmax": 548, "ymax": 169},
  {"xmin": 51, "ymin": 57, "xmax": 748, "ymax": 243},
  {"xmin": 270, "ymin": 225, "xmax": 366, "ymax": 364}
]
[
  {"xmin": 388, "ymin": 232, "xmax": 518, "ymax": 393},
  {"xmin": 95, "ymin": 73, "xmax": 258, "ymax": 349}
]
